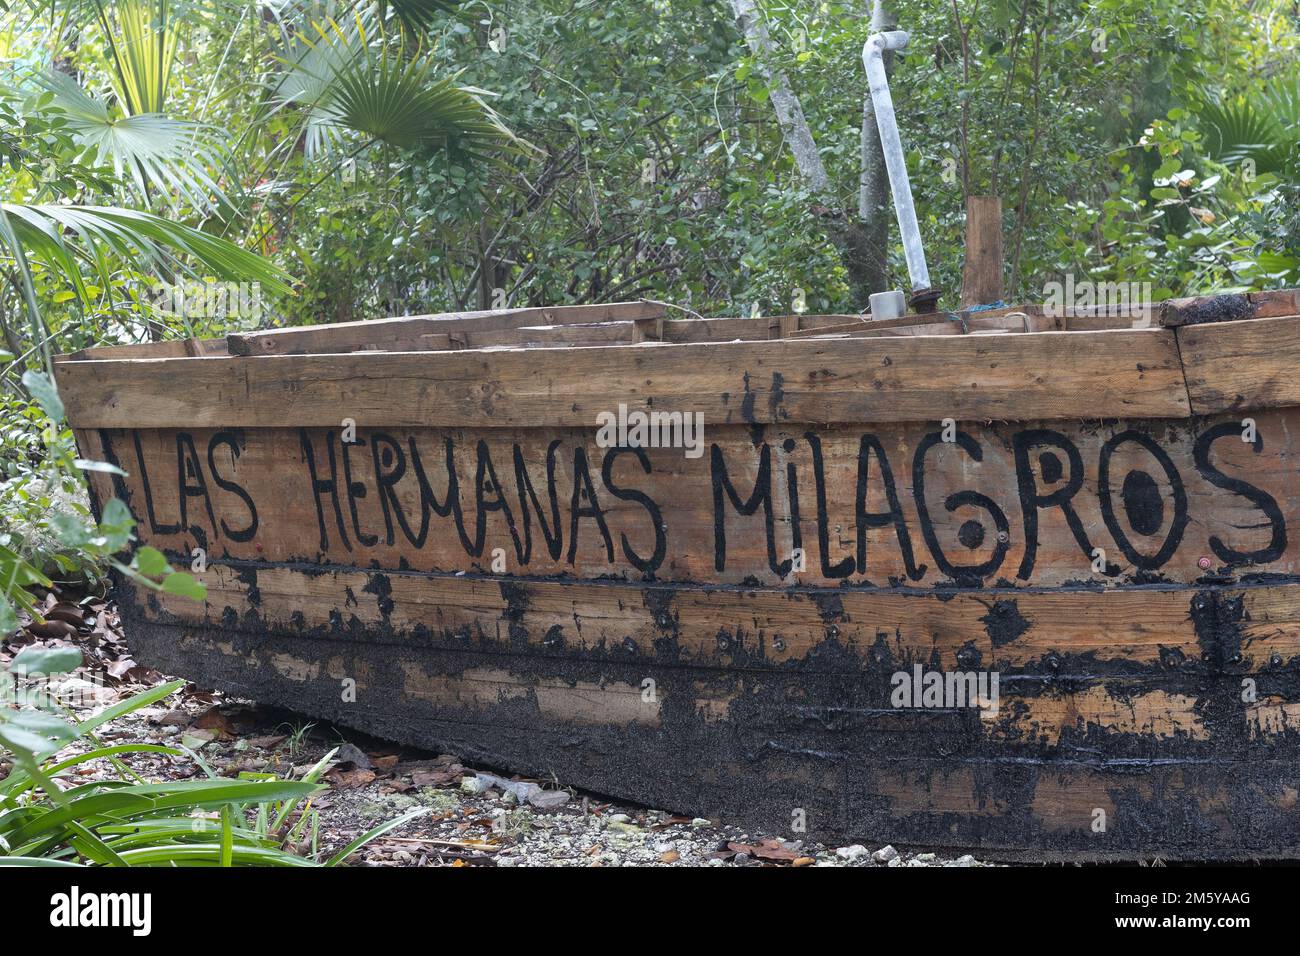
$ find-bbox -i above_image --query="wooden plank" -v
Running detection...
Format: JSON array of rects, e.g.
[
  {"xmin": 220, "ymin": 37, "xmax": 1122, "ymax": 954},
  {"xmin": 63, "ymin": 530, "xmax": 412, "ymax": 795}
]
[
  {"xmin": 1178, "ymin": 314, "xmax": 1300, "ymax": 414},
  {"xmin": 960, "ymin": 195, "xmax": 1004, "ymax": 308},
  {"xmin": 1250, "ymin": 289, "xmax": 1300, "ymax": 318},
  {"xmin": 786, "ymin": 314, "xmax": 947, "ymax": 338},
  {"xmin": 1159, "ymin": 290, "xmax": 1299, "ymax": 327},
  {"xmin": 122, "ymin": 568, "xmax": 1300, "ymax": 857},
  {"xmin": 1159, "ymin": 293, "xmax": 1258, "ymax": 328},
  {"xmin": 144, "ymin": 560, "xmax": 1296, "ymax": 676},
  {"xmin": 56, "ymin": 327, "xmax": 1192, "ymax": 429},
  {"xmin": 76, "ymin": 408, "xmax": 1298, "ymax": 590},
  {"xmin": 55, "ymin": 337, "xmax": 229, "ymax": 363},
  {"xmin": 631, "ymin": 316, "xmax": 663, "ymax": 343},
  {"xmin": 224, "ymin": 301, "xmax": 666, "ymax": 356},
  {"xmin": 1061, "ymin": 314, "xmax": 1148, "ymax": 331},
  {"xmin": 814, "ymin": 313, "xmax": 1058, "ymax": 338},
  {"xmin": 456, "ymin": 322, "xmax": 631, "ymax": 349},
  {"xmin": 808, "ymin": 323, "xmax": 965, "ymax": 338}
]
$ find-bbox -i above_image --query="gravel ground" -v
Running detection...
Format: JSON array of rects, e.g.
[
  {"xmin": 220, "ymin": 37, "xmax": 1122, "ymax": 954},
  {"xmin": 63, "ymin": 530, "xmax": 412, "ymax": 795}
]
[{"xmin": 15, "ymin": 672, "xmax": 999, "ymax": 868}]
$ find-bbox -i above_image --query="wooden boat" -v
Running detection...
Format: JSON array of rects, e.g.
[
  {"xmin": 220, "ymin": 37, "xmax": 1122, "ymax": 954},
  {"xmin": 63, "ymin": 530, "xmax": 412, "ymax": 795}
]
[{"xmin": 53, "ymin": 289, "xmax": 1300, "ymax": 859}]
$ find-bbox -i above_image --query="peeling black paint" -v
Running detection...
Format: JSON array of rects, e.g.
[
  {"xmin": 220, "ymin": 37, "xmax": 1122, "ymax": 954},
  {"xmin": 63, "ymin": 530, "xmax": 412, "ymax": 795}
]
[
  {"xmin": 979, "ymin": 599, "xmax": 1031, "ymax": 647},
  {"xmin": 234, "ymin": 567, "xmax": 260, "ymax": 608},
  {"xmin": 110, "ymin": 559, "xmax": 1300, "ymax": 860}
]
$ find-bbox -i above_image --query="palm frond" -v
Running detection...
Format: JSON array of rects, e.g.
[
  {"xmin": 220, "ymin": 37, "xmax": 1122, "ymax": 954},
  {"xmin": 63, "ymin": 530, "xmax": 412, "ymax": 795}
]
[
  {"xmin": 279, "ymin": 17, "xmax": 523, "ymax": 159},
  {"xmin": 378, "ymin": 0, "xmax": 465, "ymax": 36},
  {"xmin": 327, "ymin": 48, "xmax": 513, "ymax": 155},
  {"xmin": 0, "ymin": 204, "xmax": 293, "ymax": 304},
  {"xmin": 34, "ymin": 71, "xmax": 229, "ymax": 213},
  {"xmin": 94, "ymin": 0, "xmax": 177, "ymax": 116},
  {"xmin": 1198, "ymin": 79, "xmax": 1300, "ymax": 177},
  {"xmin": 272, "ymin": 17, "xmax": 368, "ymax": 159},
  {"xmin": 1260, "ymin": 76, "xmax": 1300, "ymax": 130}
]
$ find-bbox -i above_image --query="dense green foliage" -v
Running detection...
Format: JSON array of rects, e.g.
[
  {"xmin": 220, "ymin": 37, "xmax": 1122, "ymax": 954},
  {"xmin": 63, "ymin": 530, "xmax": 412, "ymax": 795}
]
[
  {"xmin": 0, "ymin": 1, "xmax": 1295, "ymax": 334},
  {"xmin": 0, "ymin": 647, "xmax": 424, "ymax": 865}
]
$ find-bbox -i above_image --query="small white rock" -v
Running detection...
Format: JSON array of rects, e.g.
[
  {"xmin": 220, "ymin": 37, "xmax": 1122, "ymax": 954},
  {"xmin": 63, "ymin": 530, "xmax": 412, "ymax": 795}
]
[{"xmin": 872, "ymin": 844, "xmax": 899, "ymax": 864}]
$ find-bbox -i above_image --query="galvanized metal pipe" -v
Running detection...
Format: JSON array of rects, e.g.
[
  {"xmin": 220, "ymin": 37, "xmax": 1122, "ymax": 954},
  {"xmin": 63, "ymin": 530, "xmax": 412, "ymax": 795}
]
[{"xmin": 862, "ymin": 30, "xmax": 931, "ymax": 294}]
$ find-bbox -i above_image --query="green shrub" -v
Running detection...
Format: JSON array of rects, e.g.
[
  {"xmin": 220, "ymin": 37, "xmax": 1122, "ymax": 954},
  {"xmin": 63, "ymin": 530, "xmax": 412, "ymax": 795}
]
[{"xmin": 0, "ymin": 647, "xmax": 424, "ymax": 866}]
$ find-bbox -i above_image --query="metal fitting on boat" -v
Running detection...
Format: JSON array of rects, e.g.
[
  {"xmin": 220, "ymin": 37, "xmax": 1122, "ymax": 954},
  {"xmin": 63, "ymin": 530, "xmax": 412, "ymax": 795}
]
[{"xmin": 863, "ymin": 29, "xmax": 939, "ymax": 314}]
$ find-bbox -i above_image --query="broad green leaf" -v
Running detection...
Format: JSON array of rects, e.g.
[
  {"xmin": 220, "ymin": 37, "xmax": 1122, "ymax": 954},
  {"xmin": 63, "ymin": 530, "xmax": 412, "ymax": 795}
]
[
  {"xmin": 98, "ymin": 499, "xmax": 135, "ymax": 551},
  {"xmin": 0, "ymin": 593, "xmax": 17, "ymax": 635},
  {"xmin": 7, "ymin": 711, "xmax": 78, "ymax": 746},
  {"xmin": 0, "ymin": 857, "xmax": 84, "ymax": 867},
  {"xmin": 20, "ymin": 370, "xmax": 63, "ymax": 422},
  {"xmin": 74, "ymin": 459, "xmax": 129, "ymax": 477},
  {"xmin": 10, "ymin": 645, "xmax": 84, "ymax": 677},
  {"xmin": 134, "ymin": 546, "xmax": 169, "ymax": 577},
  {"xmin": 161, "ymin": 572, "xmax": 206, "ymax": 600},
  {"xmin": 48, "ymin": 513, "xmax": 91, "ymax": 547},
  {"xmin": 0, "ymin": 724, "xmax": 63, "ymax": 754}
]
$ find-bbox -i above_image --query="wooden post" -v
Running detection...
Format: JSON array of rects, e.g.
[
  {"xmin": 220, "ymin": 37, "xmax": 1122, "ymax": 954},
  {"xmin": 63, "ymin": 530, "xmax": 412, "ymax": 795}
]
[{"xmin": 960, "ymin": 195, "xmax": 1004, "ymax": 308}]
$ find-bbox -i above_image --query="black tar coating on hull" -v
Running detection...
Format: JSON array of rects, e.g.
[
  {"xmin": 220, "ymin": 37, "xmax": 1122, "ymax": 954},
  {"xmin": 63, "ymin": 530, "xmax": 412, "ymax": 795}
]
[
  {"xmin": 978, "ymin": 599, "xmax": 1031, "ymax": 647},
  {"xmin": 118, "ymin": 567, "xmax": 1300, "ymax": 860},
  {"xmin": 1168, "ymin": 294, "xmax": 1257, "ymax": 326}
]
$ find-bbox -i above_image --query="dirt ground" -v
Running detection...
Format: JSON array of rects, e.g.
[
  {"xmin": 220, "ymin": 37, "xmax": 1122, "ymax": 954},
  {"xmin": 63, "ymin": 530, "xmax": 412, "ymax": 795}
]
[{"xmin": 3, "ymin": 588, "xmax": 991, "ymax": 867}]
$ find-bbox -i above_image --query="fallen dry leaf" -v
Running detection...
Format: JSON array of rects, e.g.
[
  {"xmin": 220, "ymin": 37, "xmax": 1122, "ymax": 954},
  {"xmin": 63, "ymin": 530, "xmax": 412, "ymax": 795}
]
[
  {"xmin": 659, "ymin": 850, "xmax": 680, "ymax": 863},
  {"xmin": 25, "ymin": 621, "xmax": 78, "ymax": 640},
  {"xmin": 193, "ymin": 706, "xmax": 238, "ymax": 739},
  {"xmin": 45, "ymin": 604, "xmax": 88, "ymax": 627},
  {"xmin": 411, "ymin": 769, "xmax": 460, "ymax": 788},
  {"xmin": 106, "ymin": 658, "xmax": 138, "ymax": 679},
  {"xmin": 727, "ymin": 839, "xmax": 800, "ymax": 862},
  {"xmin": 326, "ymin": 766, "xmax": 377, "ymax": 789}
]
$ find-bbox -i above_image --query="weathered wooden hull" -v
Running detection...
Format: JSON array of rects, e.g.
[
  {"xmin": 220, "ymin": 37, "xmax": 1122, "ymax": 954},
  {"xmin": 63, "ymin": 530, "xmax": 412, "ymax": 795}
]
[
  {"xmin": 118, "ymin": 568, "xmax": 1300, "ymax": 859},
  {"xmin": 54, "ymin": 292, "xmax": 1300, "ymax": 858}
]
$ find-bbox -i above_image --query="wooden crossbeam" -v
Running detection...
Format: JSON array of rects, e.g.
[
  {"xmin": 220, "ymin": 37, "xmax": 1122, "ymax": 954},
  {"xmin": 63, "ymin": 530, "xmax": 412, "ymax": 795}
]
[{"xmin": 55, "ymin": 326, "xmax": 1190, "ymax": 429}]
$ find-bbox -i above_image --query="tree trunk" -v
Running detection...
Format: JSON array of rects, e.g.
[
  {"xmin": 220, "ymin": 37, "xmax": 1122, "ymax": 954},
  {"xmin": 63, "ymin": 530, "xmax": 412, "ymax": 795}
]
[{"xmin": 729, "ymin": 0, "xmax": 878, "ymax": 308}]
